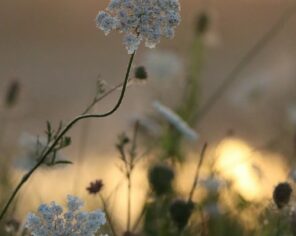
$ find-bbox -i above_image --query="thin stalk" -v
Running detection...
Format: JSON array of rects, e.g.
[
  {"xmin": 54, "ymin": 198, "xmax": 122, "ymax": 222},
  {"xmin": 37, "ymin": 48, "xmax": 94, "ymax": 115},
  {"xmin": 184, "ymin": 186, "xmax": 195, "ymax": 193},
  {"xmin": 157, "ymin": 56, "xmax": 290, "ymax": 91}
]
[
  {"xmin": 188, "ymin": 143, "xmax": 207, "ymax": 203},
  {"xmin": 127, "ymin": 172, "xmax": 132, "ymax": 232},
  {"xmin": 81, "ymin": 81, "xmax": 129, "ymax": 116},
  {"xmin": 73, "ymin": 81, "xmax": 128, "ymax": 193},
  {"xmin": 126, "ymin": 122, "xmax": 139, "ymax": 232},
  {"xmin": 99, "ymin": 194, "xmax": 118, "ymax": 236},
  {"xmin": 0, "ymin": 52, "xmax": 136, "ymax": 221},
  {"xmin": 193, "ymin": 8, "xmax": 296, "ymax": 124}
]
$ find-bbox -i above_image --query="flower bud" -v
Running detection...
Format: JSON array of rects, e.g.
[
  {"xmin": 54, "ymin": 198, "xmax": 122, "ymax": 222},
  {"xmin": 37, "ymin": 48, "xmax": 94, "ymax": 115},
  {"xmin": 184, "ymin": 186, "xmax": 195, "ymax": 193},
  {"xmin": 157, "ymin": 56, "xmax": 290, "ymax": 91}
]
[
  {"xmin": 170, "ymin": 199, "xmax": 194, "ymax": 230},
  {"xmin": 273, "ymin": 182, "xmax": 292, "ymax": 209},
  {"xmin": 5, "ymin": 80, "xmax": 20, "ymax": 108},
  {"xmin": 195, "ymin": 12, "xmax": 209, "ymax": 35},
  {"xmin": 148, "ymin": 164, "xmax": 175, "ymax": 196},
  {"xmin": 134, "ymin": 66, "xmax": 148, "ymax": 80}
]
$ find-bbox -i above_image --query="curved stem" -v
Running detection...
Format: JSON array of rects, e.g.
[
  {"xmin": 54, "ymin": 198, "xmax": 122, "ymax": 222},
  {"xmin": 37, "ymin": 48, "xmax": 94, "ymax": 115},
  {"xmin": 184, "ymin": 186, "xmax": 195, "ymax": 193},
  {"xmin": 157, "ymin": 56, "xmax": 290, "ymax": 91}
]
[{"xmin": 0, "ymin": 52, "xmax": 136, "ymax": 221}]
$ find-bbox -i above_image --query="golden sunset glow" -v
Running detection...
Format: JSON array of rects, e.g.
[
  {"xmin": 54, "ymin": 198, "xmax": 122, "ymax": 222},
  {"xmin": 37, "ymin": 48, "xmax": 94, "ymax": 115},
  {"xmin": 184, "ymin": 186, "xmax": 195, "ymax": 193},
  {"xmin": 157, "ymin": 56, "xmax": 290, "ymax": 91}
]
[{"xmin": 215, "ymin": 138, "xmax": 288, "ymax": 201}]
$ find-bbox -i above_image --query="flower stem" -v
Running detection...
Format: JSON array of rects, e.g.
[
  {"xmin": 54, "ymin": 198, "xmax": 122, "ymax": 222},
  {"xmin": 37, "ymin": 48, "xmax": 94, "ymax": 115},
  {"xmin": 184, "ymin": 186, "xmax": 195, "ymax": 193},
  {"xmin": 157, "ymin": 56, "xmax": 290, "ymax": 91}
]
[
  {"xmin": 127, "ymin": 172, "xmax": 132, "ymax": 232},
  {"xmin": 188, "ymin": 143, "xmax": 207, "ymax": 203},
  {"xmin": 0, "ymin": 52, "xmax": 136, "ymax": 221}
]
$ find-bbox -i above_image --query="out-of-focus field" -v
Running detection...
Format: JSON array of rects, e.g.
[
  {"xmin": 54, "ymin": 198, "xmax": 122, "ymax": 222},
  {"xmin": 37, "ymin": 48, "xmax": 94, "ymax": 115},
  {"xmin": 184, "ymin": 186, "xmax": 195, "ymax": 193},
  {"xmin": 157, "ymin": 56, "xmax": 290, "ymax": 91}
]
[{"xmin": 1, "ymin": 0, "xmax": 296, "ymax": 234}]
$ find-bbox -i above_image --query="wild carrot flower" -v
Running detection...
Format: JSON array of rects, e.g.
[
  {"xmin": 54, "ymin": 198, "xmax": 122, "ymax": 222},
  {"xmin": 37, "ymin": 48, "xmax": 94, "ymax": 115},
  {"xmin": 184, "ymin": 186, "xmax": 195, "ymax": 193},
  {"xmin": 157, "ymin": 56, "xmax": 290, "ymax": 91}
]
[
  {"xmin": 96, "ymin": 0, "xmax": 181, "ymax": 54},
  {"xmin": 25, "ymin": 195, "xmax": 107, "ymax": 236}
]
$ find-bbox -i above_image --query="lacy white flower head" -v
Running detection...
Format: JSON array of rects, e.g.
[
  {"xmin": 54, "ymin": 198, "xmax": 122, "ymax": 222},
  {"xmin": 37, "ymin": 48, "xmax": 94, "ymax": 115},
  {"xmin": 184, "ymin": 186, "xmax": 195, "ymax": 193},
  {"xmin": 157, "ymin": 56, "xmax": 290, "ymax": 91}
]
[
  {"xmin": 96, "ymin": 0, "xmax": 181, "ymax": 54},
  {"xmin": 15, "ymin": 133, "xmax": 66, "ymax": 170},
  {"xmin": 25, "ymin": 195, "xmax": 107, "ymax": 236}
]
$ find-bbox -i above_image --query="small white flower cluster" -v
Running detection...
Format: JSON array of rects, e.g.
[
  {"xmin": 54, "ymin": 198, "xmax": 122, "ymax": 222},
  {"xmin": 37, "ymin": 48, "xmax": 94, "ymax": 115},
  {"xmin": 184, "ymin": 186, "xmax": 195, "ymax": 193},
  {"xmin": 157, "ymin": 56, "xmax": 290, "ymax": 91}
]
[
  {"xmin": 26, "ymin": 195, "xmax": 107, "ymax": 236},
  {"xmin": 96, "ymin": 0, "xmax": 181, "ymax": 54},
  {"xmin": 153, "ymin": 101, "xmax": 199, "ymax": 141}
]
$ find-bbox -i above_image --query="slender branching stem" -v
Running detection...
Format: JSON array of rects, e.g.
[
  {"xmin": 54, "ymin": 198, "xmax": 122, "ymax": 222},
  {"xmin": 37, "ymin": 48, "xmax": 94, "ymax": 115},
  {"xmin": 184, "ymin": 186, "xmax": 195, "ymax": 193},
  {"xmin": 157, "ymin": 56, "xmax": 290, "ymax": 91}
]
[
  {"xmin": 99, "ymin": 194, "xmax": 118, "ymax": 236},
  {"xmin": 0, "ymin": 52, "xmax": 136, "ymax": 221},
  {"xmin": 73, "ymin": 80, "xmax": 131, "ymax": 193},
  {"xmin": 126, "ymin": 121, "xmax": 139, "ymax": 232},
  {"xmin": 188, "ymin": 143, "xmax": 207, "ymax": 203},
  {"xmin": 82, "ymin": 81, "xmax": 130, "ymax": 116}
]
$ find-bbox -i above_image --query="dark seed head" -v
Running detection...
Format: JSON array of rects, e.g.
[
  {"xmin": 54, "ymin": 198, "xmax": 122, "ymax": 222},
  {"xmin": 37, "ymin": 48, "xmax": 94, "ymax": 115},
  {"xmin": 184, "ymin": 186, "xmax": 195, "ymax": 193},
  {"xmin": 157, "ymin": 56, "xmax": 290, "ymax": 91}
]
[
  {"xmin": 170, "ymin": 199, "xmax": 194, "ymax": 231},
  {"xmin": 148, "ymin": 164, "xmax": 175, "ymax": 196},
  {"xmin": 5, "ymin": 80, "xmax": 20, "ymax": 108},
  {"xmin": 195, "ymin": 12, "xmax": 209, "ymax": 35},
  {"xmin": 86, "ymin": 179, "xmax": 104, "ymax": 195},
  {"xmin": 273, "ymin": 182, "xmax": 292, "ymax": 209},
  {"xmin": 134, "ymin": 66, "xmax": 148, "ymax": 80}
]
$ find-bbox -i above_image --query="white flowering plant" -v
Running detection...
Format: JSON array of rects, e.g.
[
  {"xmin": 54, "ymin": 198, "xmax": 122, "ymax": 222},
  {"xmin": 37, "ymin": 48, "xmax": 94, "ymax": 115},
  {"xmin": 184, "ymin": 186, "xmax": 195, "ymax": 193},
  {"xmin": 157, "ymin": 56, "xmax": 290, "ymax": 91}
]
[
  {"xmin": 0, "ymin": 0, "xmax": 181, "ymax": 224},
  {"xmin": 26, "ymin": 195, "xmax": 107, "ymax": 236},
  {"xmin": 96, "ymin": 0, "xmax": 181, "ymax": 54}
]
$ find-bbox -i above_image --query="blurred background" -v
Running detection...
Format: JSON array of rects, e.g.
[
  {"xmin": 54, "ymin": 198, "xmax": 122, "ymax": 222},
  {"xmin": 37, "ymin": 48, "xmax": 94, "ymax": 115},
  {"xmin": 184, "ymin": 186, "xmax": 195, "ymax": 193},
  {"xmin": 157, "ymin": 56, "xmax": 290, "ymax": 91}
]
[{"xmin": 1, "ymin": 0, "xmax": 296, "ymax": 234}]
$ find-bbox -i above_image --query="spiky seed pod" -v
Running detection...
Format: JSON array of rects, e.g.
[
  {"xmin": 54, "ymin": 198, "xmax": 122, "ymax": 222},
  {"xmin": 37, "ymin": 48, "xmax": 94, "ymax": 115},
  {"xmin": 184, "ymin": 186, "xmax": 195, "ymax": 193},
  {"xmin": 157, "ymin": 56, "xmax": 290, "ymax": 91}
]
[
  {"xmin": 169, "ymin": 199, "xmax": 194, "ymax": 231},
  {"xmin": 148, "ymin": 164, "xmax": 175, "ymax": 196},
  {"xmin": 134, "ymin": 66, "xmax": 148, "ymax": 80},
  {"xmin": 273, "ymin": 182, "xmax": 292, "ymax": 209}
]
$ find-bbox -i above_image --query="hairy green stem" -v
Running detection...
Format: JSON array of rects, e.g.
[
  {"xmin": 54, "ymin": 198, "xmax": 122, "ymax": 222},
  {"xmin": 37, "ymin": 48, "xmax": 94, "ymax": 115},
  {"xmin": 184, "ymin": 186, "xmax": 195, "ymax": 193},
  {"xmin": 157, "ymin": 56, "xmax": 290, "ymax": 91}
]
[{"xmin": 0, "ymin": 52, "xmax": 136, "ymax": 221}]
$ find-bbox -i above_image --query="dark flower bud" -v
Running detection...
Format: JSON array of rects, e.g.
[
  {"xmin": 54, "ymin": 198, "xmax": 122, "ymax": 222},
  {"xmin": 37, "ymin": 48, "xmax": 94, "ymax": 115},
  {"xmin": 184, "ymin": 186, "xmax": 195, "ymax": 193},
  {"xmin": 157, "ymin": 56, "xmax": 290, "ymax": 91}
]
[
  {"xmin": 134, "ymin": 66, "xmax": 148, "ymax": 80},
  {"xmin": 86, "ymin": 179, "xmax": 104, "ymax": 195},
  {"xmin": 148, "ymin": 164, "xmax": 175, "ymax": 196},
  {"xmin": 195, "ymin": 12, "xmax": 209, "ymax": 35},
  {"xmin": 273, "ymin": 182, "xmax": 292, "ymax": 209},
  {"xmin": 5, "ymin": 80, "xmax": 20, "ymax": 108},
  {"xmin": 170, "ymin": 199, "xmax": 194, "ymax": 231}
]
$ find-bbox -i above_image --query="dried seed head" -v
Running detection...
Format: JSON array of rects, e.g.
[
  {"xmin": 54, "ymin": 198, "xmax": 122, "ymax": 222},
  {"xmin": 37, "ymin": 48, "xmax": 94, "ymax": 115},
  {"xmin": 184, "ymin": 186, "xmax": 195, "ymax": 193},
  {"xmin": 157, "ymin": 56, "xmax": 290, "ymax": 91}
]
[
  {"xmin": 5, "ymin": 80, "xmax": 20, "ymax": 108},
  {"xmin": 273, "ymin": 182, "xmax": 292, "ymax": 209},
  {"xmin": 134, "ymin": 66, "xmax": 148, "ymax": 80},
  {"xmin": 169, "ymin": 199, "xmax": 194, "ymax": 230},
  {"xmin": 86, "ymin": 179, "xmax": 104, "ymax": 195},
  {"xmin": 148, "ymin": 164, "xmax": 175, "ymax": 196},
  {"xmin": 195, "ymin": 12, "xmax": 209, "ymax": 35}
]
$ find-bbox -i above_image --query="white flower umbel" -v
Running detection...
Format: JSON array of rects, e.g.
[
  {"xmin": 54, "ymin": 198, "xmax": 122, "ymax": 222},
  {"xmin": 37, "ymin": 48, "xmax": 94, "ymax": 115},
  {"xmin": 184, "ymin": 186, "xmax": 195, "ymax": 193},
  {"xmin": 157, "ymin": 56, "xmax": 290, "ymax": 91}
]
[
  {"xmin": 153, "ymin": 101, "xmax": 199, "ymax": 141},
  {"xmin": 25, "ymin": 195, "xmax": 107, "ymax": 236},
  {"xmin": 96, "ymin": 0, "xmax": 181, "ymax": 54}
]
